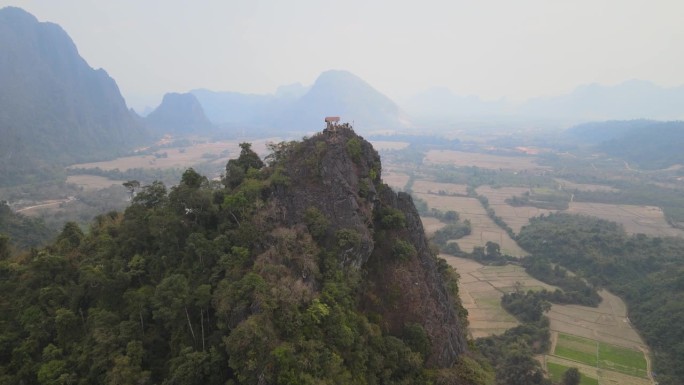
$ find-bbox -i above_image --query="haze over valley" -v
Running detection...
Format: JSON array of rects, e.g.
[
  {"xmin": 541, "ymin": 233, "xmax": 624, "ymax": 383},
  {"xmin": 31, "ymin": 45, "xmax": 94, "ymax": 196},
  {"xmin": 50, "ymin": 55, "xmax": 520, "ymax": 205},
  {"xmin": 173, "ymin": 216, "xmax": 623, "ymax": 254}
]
[{"xmin": 1, "ymin": 3, "xmax": 684, "ymax": 385}]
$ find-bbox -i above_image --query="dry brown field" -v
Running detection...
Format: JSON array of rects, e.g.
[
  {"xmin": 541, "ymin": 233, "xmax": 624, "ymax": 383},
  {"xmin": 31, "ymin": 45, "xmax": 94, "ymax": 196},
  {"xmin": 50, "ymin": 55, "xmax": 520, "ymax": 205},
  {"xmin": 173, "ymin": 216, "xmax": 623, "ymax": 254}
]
[
  {"xmin": 476, "ymin": 186, "xmax": 557, "ymax": 234},
  {"xmin": 369, "ymin": 141, "xmax": 410, "ymax": 151},
  {"xmin": 443, "ymin": 255, "xmax": 555, "ymax": 338},
  {"xmin": 547, "ymin": 290, "xmax": 645, "ymax": 349},
  {"xmin": 68, "ymin": 138, "xmax": 277, "ymax": 171},
  {"xmin": 445, "ymin": 256, "xmax": 653, "ymax": 384},
  {"xmin": 555, "ymin": 178, "xmax": 620, "ymax": 192},
  {"xmin": 443, "ymin": 256, "xmax": 517, "ymax": 338},
  {"xmin": 414, "ymin": 193, "xmax": 527, "ymax": 256},
  {"xmin": 411, "ymin": 180, "xmax": 468, "ymax": 195},
  {"xmin": 67, "ymin": 175, "xmax": 126, "ymax": 191},
  {"xmin": 567, "ymin": 202, "xmax": 684, "ymax": 237},
  {"xmin": 420, "ymin": 217, "xmax": 447, "ymax": 236},
  {"xmin": 424, "ymin": 150, "xmax": 548, "ymax": 171},
  {"xmin": 382, "ymin": 171, "xmax": 410, "ymax": 191}
]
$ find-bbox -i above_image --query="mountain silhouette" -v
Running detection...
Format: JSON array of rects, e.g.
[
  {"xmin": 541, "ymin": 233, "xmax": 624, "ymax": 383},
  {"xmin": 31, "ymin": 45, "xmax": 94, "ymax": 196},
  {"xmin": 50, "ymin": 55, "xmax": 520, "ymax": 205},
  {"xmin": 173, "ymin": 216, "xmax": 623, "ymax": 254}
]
[{"xmin": 0, "ymin": 7, "xmax": 146, "ymax": 186}]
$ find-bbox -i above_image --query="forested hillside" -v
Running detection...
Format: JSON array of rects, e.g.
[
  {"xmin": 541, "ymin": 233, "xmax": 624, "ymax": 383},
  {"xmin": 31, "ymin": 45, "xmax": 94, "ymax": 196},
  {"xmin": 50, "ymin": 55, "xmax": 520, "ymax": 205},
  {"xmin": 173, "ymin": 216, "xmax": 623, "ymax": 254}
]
[
  {"xmin": 517, "ymin": 213, "xmax": 684, "ymax": 385},
  {"xmin": 0, "ymin": 201, "xmax": 54, "ymax": 251},
  {"xmin": 565, "ymin": 120, "xmax": 684, "ymax": 169},
  {"xmin": 0, "ymin": 7, "xmax": 147, "ymax": 187},
  {"xmin": 0, "ymin": 127, "xmax": 492, "ymax": 385}
]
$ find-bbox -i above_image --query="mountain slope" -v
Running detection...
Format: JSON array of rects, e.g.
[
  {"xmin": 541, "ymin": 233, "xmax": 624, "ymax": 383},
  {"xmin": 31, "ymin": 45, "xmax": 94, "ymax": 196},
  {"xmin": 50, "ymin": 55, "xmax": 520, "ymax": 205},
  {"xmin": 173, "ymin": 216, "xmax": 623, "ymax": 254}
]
[
  {"xmin": 145, "ymin": 92, "xmax": 214, "ymax": 134},
  {"xmin": 565, "ymin": 119, "xmax": 684, "ymax": 169},
  {"xmin": 0, "ymin": 7, "xmax": 146, "ymax": 186},
  {"xmin": 191, "ymin": 70, "xmax": 410, "ymax": 133},
  {"xmin": 278, "ymin": 70, "xmax": 410, "ymax": 131},
  {"xmin": 0, "ymin": 126, "xmax": 489, "ymax": 384}
]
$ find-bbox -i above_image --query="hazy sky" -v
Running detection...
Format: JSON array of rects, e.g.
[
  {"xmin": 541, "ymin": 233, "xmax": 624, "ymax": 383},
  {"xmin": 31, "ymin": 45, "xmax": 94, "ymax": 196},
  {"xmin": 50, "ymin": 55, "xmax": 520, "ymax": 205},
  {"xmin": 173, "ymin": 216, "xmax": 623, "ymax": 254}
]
[{"xmin": 2, "ymin": 0, "xmax": 683, "ymax": 110}]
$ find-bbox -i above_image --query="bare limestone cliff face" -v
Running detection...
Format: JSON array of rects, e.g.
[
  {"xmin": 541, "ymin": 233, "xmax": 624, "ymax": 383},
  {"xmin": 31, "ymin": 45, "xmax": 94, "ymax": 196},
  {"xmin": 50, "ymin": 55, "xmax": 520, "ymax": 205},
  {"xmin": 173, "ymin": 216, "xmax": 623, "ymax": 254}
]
[{"xmin": 269, "ymin": 124, "xmax": 468, "ymax": 367}]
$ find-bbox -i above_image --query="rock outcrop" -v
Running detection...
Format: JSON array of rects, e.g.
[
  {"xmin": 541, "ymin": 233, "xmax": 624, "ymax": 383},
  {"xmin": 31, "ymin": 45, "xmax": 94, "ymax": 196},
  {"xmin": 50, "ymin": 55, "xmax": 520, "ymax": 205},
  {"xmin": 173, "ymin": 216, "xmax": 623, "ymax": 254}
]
[{"xmin": 270, "ymin": 124, "xmax": 468, "ymax": 366}]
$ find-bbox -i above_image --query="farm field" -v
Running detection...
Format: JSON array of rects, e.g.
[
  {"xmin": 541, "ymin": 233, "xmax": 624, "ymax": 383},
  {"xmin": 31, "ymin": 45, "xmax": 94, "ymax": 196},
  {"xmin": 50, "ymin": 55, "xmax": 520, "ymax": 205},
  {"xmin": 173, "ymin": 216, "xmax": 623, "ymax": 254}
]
[
  {"xmin": 566, "ymin": 202, "xmax": 684, "ymax": 237},
  {"xmin": 68, "ymin": 138, "xmax": 277, "ymax": 172},
  {"xmin": 547, "ymin": 289, "xmax": 645, "ymax": 349},
  {"xmin": 382, "ymin": 170, "xmax": 410, "ymax": 191},
  {"xmin": 411, "ymin": 180, "xmax": 468, "ymax": 195},
  {"xmin": 555, "ymin": 178, "xmax": 620, "ymax": 192},
  {"xmin": 476, "ymin": 186, "xmax": 557, "ymax": 234},
  {"xmin": 423, "ymin": 150, "xmax": 548, "ymax": 171},
  {"xmin": 369, "ymin": 140, "xmax": 410, "ymax": 151},
  {"xmin": 414, "ymin": 193, "xmax": 527, "ymax": 256},
  {"xmin": 475, "ymin": 186, "xmax": 684, "ymax": 238},
  {"xmin": 444, "ymin": 256, "xmax": 653, "ymax": 384},
  {"xmin": 551, "ymin": 332, "xmax": 648, "ymax": 379},
  {"xmin": 420, "ymin": 216, "xmax": 446, "ymax": 236},
  {"xmin": 442, "ymin": 255, "xmax": 556, "ymax": 338},
  {"xmin": 546, "ymin": 290, "xmax": 652, "ymax": 384},
  {"xmin": 546, "ymin": 361, "xmax": 598, "ymax": 385},
  {"xmin": 66, "ymin": 175, "xmax": 126, "ymax": 191}
]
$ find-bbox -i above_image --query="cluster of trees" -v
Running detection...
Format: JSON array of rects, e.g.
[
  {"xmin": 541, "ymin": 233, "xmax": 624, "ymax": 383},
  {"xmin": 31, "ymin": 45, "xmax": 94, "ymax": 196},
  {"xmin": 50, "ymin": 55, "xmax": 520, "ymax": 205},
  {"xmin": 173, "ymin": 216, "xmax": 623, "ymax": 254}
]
[
  {"xmin": 479, "ymin": 280, "xmax": 585, "ymax": 385},
  {"xmin": 469, "ymin": 189, "xmax": 516, "ymax": 239},
  {"xmin": 476, "ymin": 294, "xmax": 551, "ymax": 385},
  {"xmin": 506, "ymin": 189, "xmax": 570, "ymax": 210},
  {"xmin": 573, "ymin": 184, "xmax": 684, "ymax": 225},
  {"xmin": 518, "ymin": 213, "xmax": 684, "ymax": 385},
  {"xmin": 522, "ymin": 258, "xmax": 601, "ymax": 306},
  {"xmin": 0, "ymin": 137, "xmax": 491, "ymax": 385}
]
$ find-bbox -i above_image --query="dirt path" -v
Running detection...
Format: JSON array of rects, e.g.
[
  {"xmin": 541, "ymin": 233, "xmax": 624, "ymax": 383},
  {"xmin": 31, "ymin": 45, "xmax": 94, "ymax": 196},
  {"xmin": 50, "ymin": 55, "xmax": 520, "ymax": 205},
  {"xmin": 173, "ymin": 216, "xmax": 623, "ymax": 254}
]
[
  {"xmin": 549, "ymin": 331, "xmax": 558, "ymax": 356},
  {"xmin": 638, "ymin": 346, "xmax": 656, "ymax": 385},
  {"xmin": 15, "ymin": 196, "xmax": 75, "ymax": 213}
]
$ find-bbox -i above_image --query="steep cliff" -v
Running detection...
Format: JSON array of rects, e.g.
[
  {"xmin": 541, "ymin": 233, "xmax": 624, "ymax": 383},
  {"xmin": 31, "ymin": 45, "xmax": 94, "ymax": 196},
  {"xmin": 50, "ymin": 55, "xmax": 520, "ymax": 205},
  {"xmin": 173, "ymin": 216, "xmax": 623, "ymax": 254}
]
[{"xmin": 267, "ymin": 125, "xmax": 468, "ymax": 367}]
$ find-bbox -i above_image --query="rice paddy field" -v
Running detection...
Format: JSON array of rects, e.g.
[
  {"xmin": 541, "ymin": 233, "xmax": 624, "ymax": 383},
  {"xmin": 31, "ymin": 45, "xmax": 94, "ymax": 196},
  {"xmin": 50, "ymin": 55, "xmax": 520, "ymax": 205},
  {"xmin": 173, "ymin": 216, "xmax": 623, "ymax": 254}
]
[
  {"xmin": 423, "ymin": 150, "xmax": 548, "ymax": 171},
  {"xmin": 443, "ymin": 255, "xmax": 654, "ymax": 385},
  {"xmin": 442, "ymin": 255, "xmax": 556, "ymax": 338},
  {"xmin": 420, "ymin": 216, "xmax": 447, "ymax": 237},
  {"xmin": 413, "ymin": 192, "xmax": 527, "ymax": 256},
  {"xmin": 476, "ymin": 186, "xmax": 557, "ymax": 234},
  {"xmin": 555, "ymin": 178, "xmax": 620, "ymax": 192},
  {"xmin": 382, "ymin": 170, "xmax": 410, "ymax": 191},
  {"xmin": 411, "ymin": 180, "xmax": 468, "ymax": 195},
  {"xmin": 68, "ymin": 138, "xmax": 277, "ymax": 171},
  {"xmin": 566, "ymin": 202, "xmax": 684, "ymax": 237},
  {"xmin": 369, "ymin": 140, "xmax": 410, "ymax": 151}
]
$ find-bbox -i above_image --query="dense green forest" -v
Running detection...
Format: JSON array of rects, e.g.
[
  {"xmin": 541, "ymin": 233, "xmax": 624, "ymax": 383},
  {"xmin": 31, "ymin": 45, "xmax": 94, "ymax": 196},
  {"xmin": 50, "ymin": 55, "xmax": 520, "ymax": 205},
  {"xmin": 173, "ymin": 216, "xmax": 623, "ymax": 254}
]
[
  {"xmin": 0, "ymin": 130, "xmax": 493, "ymax": 385},
  {"xmin": 517, "ymin": 213, "xmax": 684, "ymax": 385},
  {"xmin": 0, "ymin": 201, "xmax": 54, "ymax": 251}
]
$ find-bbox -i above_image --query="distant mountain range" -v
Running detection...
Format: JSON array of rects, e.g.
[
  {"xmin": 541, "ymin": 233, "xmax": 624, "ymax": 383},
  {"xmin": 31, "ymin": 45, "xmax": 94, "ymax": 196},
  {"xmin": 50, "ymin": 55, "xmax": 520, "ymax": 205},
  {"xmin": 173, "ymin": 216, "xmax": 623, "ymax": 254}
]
[
  {"xmin": 0, "ymin": 7, "xmax": 146, "ymax": 186},
  {"xmin": 519, "ymin": 80, "xmax": 684, "ymax": 121},
  {"xmin": 564, "ymin": 119, "xmax": 684, "ymax": 169},
  {"xmin": 190, "ymin": 77, "xmax": 684, "ymax": 133},
  {"xmin": 404, "ymin": 80, "xmax": 684, "ymax": 123},
  {"xmin": 2, "ymin": 5, "xmax": 684, "ymax": 187},
  {"xmin": 145, "ymin": 92, "xmax": 214, "ymax": 134},
  {"xmin": 191, "ymin": 70, "xmax": 410, "ymax": 133}
]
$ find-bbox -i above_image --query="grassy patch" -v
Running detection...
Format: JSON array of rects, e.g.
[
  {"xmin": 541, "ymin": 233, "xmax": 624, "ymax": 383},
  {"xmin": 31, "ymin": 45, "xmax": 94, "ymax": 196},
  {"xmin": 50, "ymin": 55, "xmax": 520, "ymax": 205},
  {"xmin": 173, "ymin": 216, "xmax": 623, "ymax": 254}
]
[
  {"xmin": 553, "ymin": 333, "xmax": 598, "ymax": 366},
  {"xmin": 598, "ymin": 343, "xmax": 648, "ymax": 378},
  {"xmin": 546, "ymin": 362, "xmax": 599, "ymax": 385}
]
